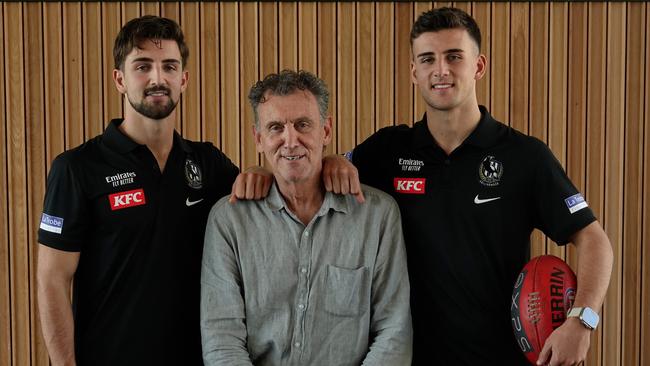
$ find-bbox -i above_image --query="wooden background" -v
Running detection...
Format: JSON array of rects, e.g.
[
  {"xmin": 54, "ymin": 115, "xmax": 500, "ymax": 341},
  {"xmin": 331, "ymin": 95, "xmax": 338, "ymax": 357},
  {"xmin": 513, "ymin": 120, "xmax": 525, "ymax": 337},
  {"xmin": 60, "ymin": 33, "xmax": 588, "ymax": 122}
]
[{"xmin": 0, "ymin": 2, "xmax": 648, "ymax": 365}]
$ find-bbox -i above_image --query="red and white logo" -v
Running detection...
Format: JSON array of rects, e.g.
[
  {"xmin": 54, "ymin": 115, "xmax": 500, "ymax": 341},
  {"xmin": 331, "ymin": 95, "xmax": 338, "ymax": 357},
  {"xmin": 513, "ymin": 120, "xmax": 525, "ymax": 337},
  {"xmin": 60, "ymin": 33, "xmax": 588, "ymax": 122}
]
[
  {"xmin": 109, "ymin": 189, "xmax": 146, "ymax": 210},
  {"xmin": 394, "ymin": 178, "xmax": 426, "ymax": 194}
]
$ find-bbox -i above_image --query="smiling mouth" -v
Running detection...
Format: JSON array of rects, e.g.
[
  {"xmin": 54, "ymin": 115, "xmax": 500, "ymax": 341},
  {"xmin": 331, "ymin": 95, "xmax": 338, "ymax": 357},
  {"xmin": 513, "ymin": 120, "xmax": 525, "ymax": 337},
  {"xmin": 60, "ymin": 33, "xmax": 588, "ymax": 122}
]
[
  {"xmin": 282, "ymin": 155, "xmax": 305, "ymax": 161},
  {"xmin": 432, "ymin": 83, "xmax": 453, "ymax": 90},
  {"xmin": 144, "ymin": 87, "xmax": 170, "ymax": 97}
]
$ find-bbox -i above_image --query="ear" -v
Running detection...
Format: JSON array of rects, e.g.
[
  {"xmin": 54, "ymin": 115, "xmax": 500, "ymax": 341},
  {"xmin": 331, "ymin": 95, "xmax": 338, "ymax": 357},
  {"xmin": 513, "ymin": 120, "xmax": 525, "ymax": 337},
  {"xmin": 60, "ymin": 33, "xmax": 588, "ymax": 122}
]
[
  {"xmin": 180, "ymin": 70, "xmax": 189, "ymax": 93},
  {"xmin": 113, "ymin": 69, "xmax": 127, "ymax": 94},
  {"xmin": 322, "ymin": 116, "xmax": 333, "ymax": 147},
  {"xmin": 410, "ymin": 60, "xmax": 418, "ymax": 85},
  {"xmin": 474, "ymin": 54, "xmax": 487, "ymax": 81},
  {"xmin": 253, "ymin": 124, "xmax": 263, "ymax": 153}
]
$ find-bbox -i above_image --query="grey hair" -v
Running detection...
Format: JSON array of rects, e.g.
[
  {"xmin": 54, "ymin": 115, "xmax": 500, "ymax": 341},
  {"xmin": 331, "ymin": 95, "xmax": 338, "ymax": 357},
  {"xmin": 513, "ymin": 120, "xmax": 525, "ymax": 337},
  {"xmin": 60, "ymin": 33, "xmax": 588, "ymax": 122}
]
[{"xmin": 248, "ymin": 69, "xmax": 329, "ymax": 128}]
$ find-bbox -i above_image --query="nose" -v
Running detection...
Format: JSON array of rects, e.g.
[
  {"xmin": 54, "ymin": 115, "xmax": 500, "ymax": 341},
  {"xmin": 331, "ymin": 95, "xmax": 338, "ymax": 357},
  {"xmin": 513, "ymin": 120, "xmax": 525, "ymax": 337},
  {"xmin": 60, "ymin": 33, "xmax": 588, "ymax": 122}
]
[
  {"xmin": 282, "ymin": 123, "xmax": 300, "ymax": 148},
  {"xmin": 149, "ymin": 65, "xmax": 163, "ymax": 86},
  {"xmin": 433, "ymin": 59, "xmax": 449, "ymax": 78}
]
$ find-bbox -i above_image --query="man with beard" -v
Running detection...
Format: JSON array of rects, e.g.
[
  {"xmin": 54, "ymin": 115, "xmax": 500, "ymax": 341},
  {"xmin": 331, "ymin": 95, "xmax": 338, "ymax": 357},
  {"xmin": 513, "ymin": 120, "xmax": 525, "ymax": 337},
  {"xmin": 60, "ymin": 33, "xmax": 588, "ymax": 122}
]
[{"xmin": 36, "ymin": 16, "xmax": 239, "ymax": 365}]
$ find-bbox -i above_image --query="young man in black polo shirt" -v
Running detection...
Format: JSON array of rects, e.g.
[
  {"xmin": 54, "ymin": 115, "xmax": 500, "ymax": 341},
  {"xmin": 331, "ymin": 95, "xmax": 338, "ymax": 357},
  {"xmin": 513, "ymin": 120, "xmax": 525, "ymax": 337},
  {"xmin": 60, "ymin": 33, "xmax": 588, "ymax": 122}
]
[
  {"xmin": 321, "ymin": 7, "xmax": 613, "ymax": 366},
  {"xmin": 37, "ymin": 16, "xmax": 239, "ymax": 365}
]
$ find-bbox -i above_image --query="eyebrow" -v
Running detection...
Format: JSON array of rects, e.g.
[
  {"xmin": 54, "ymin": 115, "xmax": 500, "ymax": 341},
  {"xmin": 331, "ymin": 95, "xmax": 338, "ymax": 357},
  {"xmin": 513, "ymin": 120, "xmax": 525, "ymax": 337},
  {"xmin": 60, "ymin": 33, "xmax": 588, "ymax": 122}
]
[
  {"xmin": 416, "ymin": 49, "xmax": 465, "ymax": 58},
  {"xmin": 130, "ymin": 57, "xmax": 181, "ymax": 64}
]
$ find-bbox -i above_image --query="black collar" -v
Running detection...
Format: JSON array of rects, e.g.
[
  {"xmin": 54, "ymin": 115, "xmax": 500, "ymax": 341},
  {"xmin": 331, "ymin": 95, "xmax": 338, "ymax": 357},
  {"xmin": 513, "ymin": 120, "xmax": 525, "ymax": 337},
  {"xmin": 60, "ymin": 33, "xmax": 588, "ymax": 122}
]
[
  {"xmin": 413, "ymin": 106, "xmax": 503, "ymax": 151},
  {"xmin": 103, "ymin": 118, "xmax": 192, "ymax": 154}
]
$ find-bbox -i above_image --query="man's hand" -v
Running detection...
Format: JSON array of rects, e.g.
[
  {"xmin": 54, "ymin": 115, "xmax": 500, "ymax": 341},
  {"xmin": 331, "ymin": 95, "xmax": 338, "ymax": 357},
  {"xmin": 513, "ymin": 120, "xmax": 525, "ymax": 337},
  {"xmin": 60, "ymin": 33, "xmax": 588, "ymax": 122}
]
[
  {"xmin": 322, "ymin": 154, "xmax": 365, "ymax": 203},
  {"xmin": 229, "ymin": 166, "xmax": 273, "ymax": 203},
  {"xmin": 536, "ymin": 318, "xmax": 591, "ymax": 366}
]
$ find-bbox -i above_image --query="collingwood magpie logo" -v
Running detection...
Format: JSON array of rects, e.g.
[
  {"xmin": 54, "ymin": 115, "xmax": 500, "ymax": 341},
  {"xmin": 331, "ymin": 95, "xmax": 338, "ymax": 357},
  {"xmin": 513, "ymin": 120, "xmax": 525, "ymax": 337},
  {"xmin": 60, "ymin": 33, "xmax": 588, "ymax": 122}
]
[
  {"xmin": 185, "ymin": 159, "xmax": 203, "ymax": 189},
  {"xmin": 478, "ymin": 155, "xmax": 503, "ymax": 186}
]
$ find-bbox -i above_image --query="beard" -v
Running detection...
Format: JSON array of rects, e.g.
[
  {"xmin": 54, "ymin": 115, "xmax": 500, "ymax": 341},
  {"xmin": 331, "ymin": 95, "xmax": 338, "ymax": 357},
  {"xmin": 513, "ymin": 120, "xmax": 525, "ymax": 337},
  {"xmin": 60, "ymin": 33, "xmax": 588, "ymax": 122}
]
[{"xmin": 127, "ymin": 86, "xmax": 178, "ymax": 120}]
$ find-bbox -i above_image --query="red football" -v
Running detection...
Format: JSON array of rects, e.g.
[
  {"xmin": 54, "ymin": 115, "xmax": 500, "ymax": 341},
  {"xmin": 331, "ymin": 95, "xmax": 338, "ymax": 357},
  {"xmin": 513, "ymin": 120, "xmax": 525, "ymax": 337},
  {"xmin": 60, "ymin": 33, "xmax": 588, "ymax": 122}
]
[{"xmin": 511, "ymin": 255, "xmax": 577, "ymax": 365}]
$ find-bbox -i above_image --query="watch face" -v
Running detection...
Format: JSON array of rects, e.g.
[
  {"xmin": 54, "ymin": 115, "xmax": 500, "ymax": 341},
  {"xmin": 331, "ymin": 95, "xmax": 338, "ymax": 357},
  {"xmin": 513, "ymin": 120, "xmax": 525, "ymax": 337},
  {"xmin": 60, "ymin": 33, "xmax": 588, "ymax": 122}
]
[{"xmin": 581, "ymin": 307, "xmax": 600, "ymax": 328}]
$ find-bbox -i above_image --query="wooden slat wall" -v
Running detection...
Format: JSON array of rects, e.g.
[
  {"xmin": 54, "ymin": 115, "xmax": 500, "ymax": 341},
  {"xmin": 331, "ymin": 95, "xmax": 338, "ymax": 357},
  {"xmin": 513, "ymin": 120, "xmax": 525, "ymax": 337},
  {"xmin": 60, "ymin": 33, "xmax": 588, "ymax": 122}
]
[{"xmin": 0, "ymin": 2, "xmax": 647, "ymax": 365}]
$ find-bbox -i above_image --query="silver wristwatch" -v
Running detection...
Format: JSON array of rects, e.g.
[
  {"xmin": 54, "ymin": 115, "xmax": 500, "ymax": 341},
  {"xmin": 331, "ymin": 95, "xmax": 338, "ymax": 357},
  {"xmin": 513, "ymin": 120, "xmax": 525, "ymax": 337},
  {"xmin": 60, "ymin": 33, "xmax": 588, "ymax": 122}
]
[{"xmin": 567, "ymin": 307, "xmax": 600, "ymax": 330}]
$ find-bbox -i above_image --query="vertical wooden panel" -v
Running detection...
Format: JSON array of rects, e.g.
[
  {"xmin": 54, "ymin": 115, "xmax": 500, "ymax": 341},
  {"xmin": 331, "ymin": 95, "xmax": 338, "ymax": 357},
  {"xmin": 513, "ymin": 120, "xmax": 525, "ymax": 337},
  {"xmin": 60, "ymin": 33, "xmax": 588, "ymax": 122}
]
[
  {"xmin": 642, "ymin": 7, "xmax": 650, "ymax": 366},
  {"xmin": 180, "ymin": 2, "xmax": 201, "ymax": 140},
  {"xmin": 63, "ymin": 3, "xmax": 84, "ymax": 149},
  {"xmin": 279, "ymin": 2, "xmax": 297, "ymax": 71},
  {"xmin": 318, "ymin": 3, "xmax": 336, "ymax": 155},
  {"xmin": 356, "ymin": 3, "xmax": 374, "ymax": 143},
  {"xmin": 200, "ymin": 3, "xmax": 220, "ymax": 147},
  {"xmin": 4, "ymin": 3, "xmax": 30, "ymax": 365},
  {"xmin": 161, "ymin": 2, "xmax": 180, "ymax": 23},
  {"xmin": 337, "ymin": 2, "xmax": 355, "ymax": 153},
  {"xmin": 394, "ymin": 3, "xmax": 413, "ymax": 126},
  {"xmin": 585, "ymin": 4, "xmax": 608, "ymax": 364},
  {"xmin": 141, "ymin": 2, "xmax": 160, "ymax": 16},
  {"xmin": 24, "ymin": 4, "xmax": 49, "ymax": 365},
  {"xmin": 219, "ymin": 2, "xmax": 240, "ymax": 164},
  {"xmin": 239, "ymin": 3, "xmax": 259, "ymax": 169},
  {"xmin": 489, "ymin": 2, "xmax": 509, "ymax": 123},
  {"xmin": 298, "ymin": 3, "xmax": 317, "ymax": 73},
  {"xmin": 528, "ymin": 2, "xmax": 549, "ymax": 262},
  {"xmin": 44, "ymin": 3, "xmax": 65, "ymax": 167},
  {"xmin": 121, "ymin": 2, "xmax": 140, "ymax": 23},
  {"xmin": 82, "ymin": 3, "xmax": 104, "ymax": 139},
  {"xmin": 413, "ymin": 2, "xmax": 432, "ymax": 119},
  {"xmin": 259, "ymin": 2, "xmax": 278, "ymax": 77},
  {"xmin": 0, "ymin": 6, "xmax": 10, "ymax": 366},
  {"xmin": 102, "ymin": 2, "xmax": 122, "ymax": 128},
  {"xmin": 472, "ymin": 2, "xmax": 490, "ymax": 108},
  {"xmin": 510, "ymin": 3, "xmax": 528, "ymax": 134},
  {"xmin": 546, "ymin": 3, "xmax": 568, "ymax": 258},
  {"xmin": 622, "ymin": 3, "xmax": 645, "ymax": 366},
  {"xmin": 566, "ymin": 3, "xmax": 588, "ymax": 268},
  {"xmin": 604, "ymin": 3, "xmax": 626, "ymax": 366},
  {"xmin": 375, "ymin": 3, "xmax": 394, "ymax": 130}
]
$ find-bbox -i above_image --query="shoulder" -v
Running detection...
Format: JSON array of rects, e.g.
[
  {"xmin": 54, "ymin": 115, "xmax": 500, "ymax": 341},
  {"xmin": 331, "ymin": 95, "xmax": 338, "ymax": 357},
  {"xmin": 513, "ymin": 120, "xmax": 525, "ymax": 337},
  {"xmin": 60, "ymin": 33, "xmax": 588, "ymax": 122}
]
[
  {"xmin": 359, "ymin": 184, "xmax": 399, "ymax": 211},
  {"xmin": 49, "ymin": 136, "xmax": 103, "ymax": 174}
]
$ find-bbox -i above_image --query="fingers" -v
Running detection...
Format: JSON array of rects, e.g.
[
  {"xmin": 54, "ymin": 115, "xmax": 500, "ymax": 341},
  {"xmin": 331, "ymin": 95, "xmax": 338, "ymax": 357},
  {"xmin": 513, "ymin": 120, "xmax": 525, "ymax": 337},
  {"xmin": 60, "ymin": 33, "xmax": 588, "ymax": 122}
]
[
  {"xmin": 322, "ymin": 155, "xmax": 364, "ymax": 202},
  {"xmin": 537, "ymin": 341, "xmax": 552, "ymax": 366},
  {"xmin": 229, "ymin": 169, "xmax": 274, "ymax": 203}
]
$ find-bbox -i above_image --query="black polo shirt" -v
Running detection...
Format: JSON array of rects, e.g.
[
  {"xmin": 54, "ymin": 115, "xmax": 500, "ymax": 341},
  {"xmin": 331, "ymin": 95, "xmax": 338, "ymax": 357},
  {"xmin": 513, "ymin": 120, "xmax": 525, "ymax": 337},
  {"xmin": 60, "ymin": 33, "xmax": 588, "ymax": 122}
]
[
  {"xmin": 351, "ymin": 106, "xmax": 596, "ymax": 365},
  {"xmin": 38, "ymin": 119, "xmax": 238, "ymax": 366}
]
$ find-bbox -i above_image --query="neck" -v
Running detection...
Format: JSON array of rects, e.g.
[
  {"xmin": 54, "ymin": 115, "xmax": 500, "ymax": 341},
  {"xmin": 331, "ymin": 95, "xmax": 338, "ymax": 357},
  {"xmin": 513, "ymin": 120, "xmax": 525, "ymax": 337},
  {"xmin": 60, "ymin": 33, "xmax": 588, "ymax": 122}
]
[
  {"xmin": 425, "ymin": 103, "xmax": 482, "ymax": 155},
  {"xmin": 276, "ymin": 177, "xmax": 325, "ymax": 226},
  {"xmin": 119, "ymin": 107, "xmax": 176, "ymax": 172}
]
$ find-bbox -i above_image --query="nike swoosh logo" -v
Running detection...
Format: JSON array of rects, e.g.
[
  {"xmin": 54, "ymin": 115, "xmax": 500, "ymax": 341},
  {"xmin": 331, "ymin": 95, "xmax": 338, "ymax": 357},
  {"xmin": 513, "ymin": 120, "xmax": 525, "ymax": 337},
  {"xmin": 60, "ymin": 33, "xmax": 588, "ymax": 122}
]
[
  {"xmin": 474, "ymin": 195, "xmax": 501, "ymax": 204},
  {"xmin": 186, "ymin": 198, "xmax": 204, "ymax": 207}
]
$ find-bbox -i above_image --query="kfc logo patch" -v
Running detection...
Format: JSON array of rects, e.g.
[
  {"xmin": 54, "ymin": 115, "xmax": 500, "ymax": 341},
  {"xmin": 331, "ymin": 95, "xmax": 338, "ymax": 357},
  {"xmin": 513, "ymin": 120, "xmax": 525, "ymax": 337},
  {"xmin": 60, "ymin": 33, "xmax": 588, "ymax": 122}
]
[
  {"xmin": 109, "ymin": 189, "xmax": 146, "ymax": 210},
  {"xmin": 394, "ymin": 178, "xmax": 426, "ymax": 194}
]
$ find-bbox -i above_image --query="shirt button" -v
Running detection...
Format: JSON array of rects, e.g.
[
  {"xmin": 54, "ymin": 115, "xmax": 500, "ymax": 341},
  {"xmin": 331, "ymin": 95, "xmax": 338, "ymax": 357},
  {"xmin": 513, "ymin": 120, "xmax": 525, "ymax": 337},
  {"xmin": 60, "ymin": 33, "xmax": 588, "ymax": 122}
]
[
  {"xmin": 301, "ymin": 268, "xmax": 307, "ymax": 274},
  {"xmin": 298, "ymin": 304, "xmax": 305, "ymax": 310},
  {"xmin": 294, "ymin": 342, "xmax": 301, "ymax": 348},
  {"xmin": 304, "ymin": 231, "xmax": 309, "ymax": 237},
  {"xmin": 444, "ymin": 159, "xmax": 451, "ymax": 165}
]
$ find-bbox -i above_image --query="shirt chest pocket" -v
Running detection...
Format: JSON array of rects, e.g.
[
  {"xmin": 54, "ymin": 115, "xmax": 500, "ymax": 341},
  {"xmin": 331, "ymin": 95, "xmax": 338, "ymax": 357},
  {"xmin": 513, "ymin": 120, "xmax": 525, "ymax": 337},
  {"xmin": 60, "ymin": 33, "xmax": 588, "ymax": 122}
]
[{"xmin": 324, "ymin": 265, "xmax": 369, "ymax": 317}]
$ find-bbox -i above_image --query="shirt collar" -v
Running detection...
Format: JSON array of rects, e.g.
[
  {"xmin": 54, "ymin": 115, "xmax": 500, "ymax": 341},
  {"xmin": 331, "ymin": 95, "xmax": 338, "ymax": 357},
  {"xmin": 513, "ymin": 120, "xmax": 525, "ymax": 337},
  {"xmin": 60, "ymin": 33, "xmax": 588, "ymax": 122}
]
[
  {"xmin": 103, "ymin": 118, "xmax": 192, "ymax": 154},
  {"xmin": 266, "ymin": 180, "xmax": 350, "ymax": 216},
  {"xmin": 413, "ymin": 105, "xmax": 502, "ymax": 150}
]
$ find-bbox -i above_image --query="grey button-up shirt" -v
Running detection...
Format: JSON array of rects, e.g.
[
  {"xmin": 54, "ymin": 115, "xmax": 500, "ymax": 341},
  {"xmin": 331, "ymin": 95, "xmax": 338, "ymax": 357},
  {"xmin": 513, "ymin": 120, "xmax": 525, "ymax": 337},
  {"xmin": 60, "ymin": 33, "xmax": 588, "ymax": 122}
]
[{"xmin": 201, "ymin": 183, "xmax": 412, "ymax": 365}]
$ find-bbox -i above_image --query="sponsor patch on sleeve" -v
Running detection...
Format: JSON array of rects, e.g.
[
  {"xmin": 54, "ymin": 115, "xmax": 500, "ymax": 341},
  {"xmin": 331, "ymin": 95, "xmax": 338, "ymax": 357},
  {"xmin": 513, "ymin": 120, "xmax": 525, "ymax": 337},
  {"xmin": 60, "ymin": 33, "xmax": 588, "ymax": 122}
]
[
  {"xmin": 564, "ymin": 193, "xmax": 588, "ymax": 214},
  {"xmin": 343, "ymin": 150, "xmax": 353, "ymax": 162},
  {"xmin": 40, "ymin": 213, "xmax": 64, "ymax": 234}
]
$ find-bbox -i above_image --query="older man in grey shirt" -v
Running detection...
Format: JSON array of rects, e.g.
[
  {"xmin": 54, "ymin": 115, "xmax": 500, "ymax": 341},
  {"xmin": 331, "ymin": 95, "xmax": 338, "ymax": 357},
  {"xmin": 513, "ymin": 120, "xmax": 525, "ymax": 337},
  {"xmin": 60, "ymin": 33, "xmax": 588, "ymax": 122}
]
[{"xmin": 200, "ymin": 70, "xmax": 412, "ymax": 366}]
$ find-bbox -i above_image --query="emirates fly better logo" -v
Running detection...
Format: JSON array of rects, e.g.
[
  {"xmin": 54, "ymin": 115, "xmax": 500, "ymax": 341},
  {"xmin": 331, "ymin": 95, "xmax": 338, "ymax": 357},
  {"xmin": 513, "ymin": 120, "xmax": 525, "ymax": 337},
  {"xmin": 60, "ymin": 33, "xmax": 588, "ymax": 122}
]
[{"xmin": 109, "ymin": 189, "xmax": 146, "ymax": 210}]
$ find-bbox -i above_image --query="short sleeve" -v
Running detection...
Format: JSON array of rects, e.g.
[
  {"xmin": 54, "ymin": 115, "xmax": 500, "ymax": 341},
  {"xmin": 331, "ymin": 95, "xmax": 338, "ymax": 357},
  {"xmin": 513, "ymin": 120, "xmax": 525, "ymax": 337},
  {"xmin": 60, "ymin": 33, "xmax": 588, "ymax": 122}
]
[
  {"xmin": 532, "ymin": 141, "xmax": 596, "ymax": 244},
  {"xmin": 38, "ymin": 153, "xmax": 89, "ymax": 252},
  {"xmin": 352, "ymin": 127, "xmax": 394, "ymax": 189}
]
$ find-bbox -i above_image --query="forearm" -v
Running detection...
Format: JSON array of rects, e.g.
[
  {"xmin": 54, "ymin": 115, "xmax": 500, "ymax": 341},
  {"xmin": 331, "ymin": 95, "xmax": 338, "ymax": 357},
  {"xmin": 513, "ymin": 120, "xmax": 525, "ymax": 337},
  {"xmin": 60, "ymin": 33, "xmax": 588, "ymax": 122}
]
[
  {"xmin": 571, "ymin": 221, "xmax": 614, "ymax": 311},
  {"xmin": 38, "ymin": 280, "xmax": 76, "ymax": 366}
]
